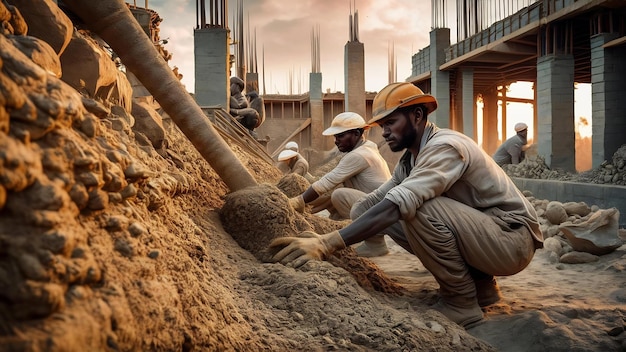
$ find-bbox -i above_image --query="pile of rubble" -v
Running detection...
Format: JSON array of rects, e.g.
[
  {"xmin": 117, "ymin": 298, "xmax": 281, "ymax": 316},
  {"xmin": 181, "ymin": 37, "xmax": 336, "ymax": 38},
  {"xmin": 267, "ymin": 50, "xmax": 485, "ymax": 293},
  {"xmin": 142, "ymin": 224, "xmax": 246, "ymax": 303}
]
[{"xmin": 502, "ymin": 144, "xmax": 626, "ymax": 185}]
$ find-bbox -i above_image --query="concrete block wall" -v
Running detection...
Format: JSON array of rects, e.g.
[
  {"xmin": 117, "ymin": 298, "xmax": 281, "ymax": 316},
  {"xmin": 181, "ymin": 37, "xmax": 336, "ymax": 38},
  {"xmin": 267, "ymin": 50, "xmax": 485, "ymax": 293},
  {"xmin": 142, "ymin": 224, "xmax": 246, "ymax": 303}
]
[
  {"xmin": 194, "ymin": 28, "xmax": 229, "ymax": 108},
  {"xmin": 429, "ymin": 28, "xmax": 450, "ymax": 127},
  {"xmin": 512, "ymin": 177, "xmax": 626, "ymax": 228},
  {"xmin": 536, "ymin": 54, "xmax": 576, "ymax": 171},
  {"xmin": 461, "ymin": 68, "xmax": 475, "ymax": 140},
  {"xmin": 590, "ymin": 33, "xmax": 626, "ymax": 167},
  {"xmin": 411, "ymin": 46, "xmax": 430, "ymax": 76}
]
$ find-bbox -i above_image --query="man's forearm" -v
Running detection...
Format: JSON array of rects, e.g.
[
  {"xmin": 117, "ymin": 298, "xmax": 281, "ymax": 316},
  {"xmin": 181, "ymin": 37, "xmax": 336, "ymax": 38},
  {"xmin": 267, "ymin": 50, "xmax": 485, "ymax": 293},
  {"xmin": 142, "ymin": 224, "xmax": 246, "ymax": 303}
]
[{"xmin": 339, "ymin": 199, "xmax": 401, "ymax": 246}]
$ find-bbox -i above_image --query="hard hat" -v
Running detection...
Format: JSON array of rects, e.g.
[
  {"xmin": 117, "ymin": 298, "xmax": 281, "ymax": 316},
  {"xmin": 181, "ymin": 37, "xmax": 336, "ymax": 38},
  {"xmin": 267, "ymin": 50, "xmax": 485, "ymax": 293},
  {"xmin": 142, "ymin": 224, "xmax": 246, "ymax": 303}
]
[
  {"xmin": 285, "ymin": 141, "xmax": 299, "ymax": 152},
  {"xmin": 322, "ymin": 112, "xmax": 367, "ymax": 136},
  {"xmin": 369, "ymin": 82, "xmax": 438, "ymax": 125},
  {"xmin": 278, "ymin": 149, "xmax": 298, "ymax": 161},
  {"xmin": 514, "ymin": 122, "xmax": 528, "ymax": 132}
]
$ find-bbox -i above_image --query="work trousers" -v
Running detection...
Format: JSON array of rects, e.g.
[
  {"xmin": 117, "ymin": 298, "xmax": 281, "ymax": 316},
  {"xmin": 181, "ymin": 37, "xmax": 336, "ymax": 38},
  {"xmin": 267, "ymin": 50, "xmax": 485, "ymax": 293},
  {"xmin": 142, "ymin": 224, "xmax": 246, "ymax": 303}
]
[{"xmin": 352, "ymin": 196, "xmax": 535, "ymax": 300}]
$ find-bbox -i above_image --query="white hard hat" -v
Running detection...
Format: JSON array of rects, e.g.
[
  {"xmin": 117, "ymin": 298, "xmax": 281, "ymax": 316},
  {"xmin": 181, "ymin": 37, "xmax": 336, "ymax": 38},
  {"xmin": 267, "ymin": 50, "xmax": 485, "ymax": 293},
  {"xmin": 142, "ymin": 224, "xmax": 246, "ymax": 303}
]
[
  {"xmin": 285, "ymin": 141, "xmax": 299, "ymax": 152},
  {"xmin": 514, "ymin": 122, "xmax": 528, "ymax": 132},
  {"xmin": 278, "ymin": 149, "xmax": 298, "ymax": 161},
  {"xmin": 322, "ymin": 112, "xmax": 367, "ymax": 136}
]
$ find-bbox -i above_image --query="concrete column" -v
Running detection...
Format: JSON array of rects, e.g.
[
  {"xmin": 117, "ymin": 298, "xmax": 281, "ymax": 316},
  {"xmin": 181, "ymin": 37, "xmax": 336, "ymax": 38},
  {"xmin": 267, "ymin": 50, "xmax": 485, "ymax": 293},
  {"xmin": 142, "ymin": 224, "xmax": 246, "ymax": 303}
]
[
  {"xmin": 461, "ymin": 68, "xmax": 475, "ymax": 140},
  {"xmin": 309, "ymin": 72, "xmax": 325, "ymax": 166},
  {"xmin": 536, "ymin": 54, "xmax": 576, "ymax": 172},
  {"xmin": 429, "ymin": 28, "xmax": 450, "ymax": 127},
  {"xmin": 482, "ymin": 88, "xmax": 499, "ymax": 155},
  {"xmin": 194, "ymin": 28, "xmax": 230, "ymax": 108},
  {"xmin": 344, "ymin": 41, "xmax": 365, "ymax": 118},
  {"xmin": 590, "ymin": 33, "xmax": 626, "ymax": 167},
  {"xmin": 245, "ymin": 72, "xmax": 259, "ymax": 93}
]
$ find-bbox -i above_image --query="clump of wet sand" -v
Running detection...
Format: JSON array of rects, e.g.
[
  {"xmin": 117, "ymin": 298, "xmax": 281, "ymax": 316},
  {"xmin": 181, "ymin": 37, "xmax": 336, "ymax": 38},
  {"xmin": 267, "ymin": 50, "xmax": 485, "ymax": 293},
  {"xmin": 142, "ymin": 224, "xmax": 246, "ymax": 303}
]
[{"xmin": 219, "ymin": 181, "xmax": 404, "ymax": 294}]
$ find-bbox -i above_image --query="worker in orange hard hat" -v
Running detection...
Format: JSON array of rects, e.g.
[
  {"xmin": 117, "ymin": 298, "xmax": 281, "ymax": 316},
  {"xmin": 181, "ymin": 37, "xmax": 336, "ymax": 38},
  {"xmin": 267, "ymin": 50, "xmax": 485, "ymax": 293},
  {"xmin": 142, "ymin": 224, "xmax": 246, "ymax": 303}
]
[
  {"xmin": 287, "ymin": 112, "xmax": 392, "ymax": 257},
  {"xmin": 270, "ymin": 82, "xmax": 543, "ymax": 329}
]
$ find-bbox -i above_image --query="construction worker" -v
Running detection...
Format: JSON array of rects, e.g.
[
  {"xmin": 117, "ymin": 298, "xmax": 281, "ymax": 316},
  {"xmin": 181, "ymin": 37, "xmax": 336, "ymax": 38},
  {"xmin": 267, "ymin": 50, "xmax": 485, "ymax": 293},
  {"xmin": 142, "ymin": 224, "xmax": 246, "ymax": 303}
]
[
  {"xmin": 492, "ymin": 122, "xmax": 529, "ymax": 166},
  {"xmin": 288, "ymin": 112, "xmax": 392, "ymax": 257},
  {"xmin": 229, "ymin": 76, "xmax": 260, "ymax": 138},
  {"xmin": 285, "ymin": 141, "xmax": 299, "ymax": 152},
  {"xmin": 271, "ymin": 82, "xmax": 543, "ymax": 328},
  {"xmin": 277, "ymin": 149, "xmax": 309, "ymax": 177}
]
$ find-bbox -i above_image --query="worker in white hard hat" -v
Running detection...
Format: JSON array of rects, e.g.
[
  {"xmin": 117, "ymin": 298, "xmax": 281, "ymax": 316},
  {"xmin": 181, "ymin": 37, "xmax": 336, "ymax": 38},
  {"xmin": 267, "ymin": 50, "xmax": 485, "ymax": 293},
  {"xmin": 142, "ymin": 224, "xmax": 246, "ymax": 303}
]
[
  {"xmin": 285, "ymin": 141, "xmax": 299, "ymax": 152},
  {"xmin": 287, "ymin": 111, "xmax": 392, "ymax": 257},
  {"xmin": 277, "ymin": 149, "xmax": 309, "ymax": 177},
  {"xmin": 492, "ymin": 122, "xmax": 529, "ymax": 166},
  {"xmin": 270, "ymin": 82, "xmax": 543, "ymax": 329}
]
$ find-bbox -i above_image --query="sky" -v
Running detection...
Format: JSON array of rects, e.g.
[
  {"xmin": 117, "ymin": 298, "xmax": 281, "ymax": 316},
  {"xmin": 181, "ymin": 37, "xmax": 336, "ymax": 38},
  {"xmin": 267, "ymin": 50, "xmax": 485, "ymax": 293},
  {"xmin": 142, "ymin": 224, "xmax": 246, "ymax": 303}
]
[{"xmin": 146, "ymin": 0, "xmax": 432, "ymax": 95}]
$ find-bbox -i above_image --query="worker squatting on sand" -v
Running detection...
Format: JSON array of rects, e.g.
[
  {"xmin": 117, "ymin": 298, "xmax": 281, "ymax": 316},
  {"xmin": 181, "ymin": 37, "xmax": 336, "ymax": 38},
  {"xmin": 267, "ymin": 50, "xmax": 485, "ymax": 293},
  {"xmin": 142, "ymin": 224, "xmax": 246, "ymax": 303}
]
[
  {"xmin": 270, "ymin": 82, "xmax": 544, "ymax": 328},
  {"xmin": 277, "ymin": 148, "xmax": 310, "ymax": 177},
  {"xmin": 287, "ymin": 112, "xmax": 392, "ymax": 257}
]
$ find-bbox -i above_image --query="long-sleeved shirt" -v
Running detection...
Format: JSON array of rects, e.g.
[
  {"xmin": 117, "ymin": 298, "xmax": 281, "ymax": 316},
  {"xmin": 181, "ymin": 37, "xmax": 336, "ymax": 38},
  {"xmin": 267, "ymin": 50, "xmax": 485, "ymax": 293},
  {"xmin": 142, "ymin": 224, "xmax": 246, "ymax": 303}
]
[
  {"xmin": 353, "ymin": 122, "xmax": 543, "ymax": 248},
  {"xmin": 289, "ymin": 154, "xmax": 309, "ymax": 176},
  {"xmin": 229, "ymin": 92, "xmax": 249, "ymax": 113},
  {"xmin": 311, "ymin": 139, "xmax": 391, "ymax": 195},
  {"xmin": 492, "ymin": 134, "xmax": 526, "ymax": 166}
]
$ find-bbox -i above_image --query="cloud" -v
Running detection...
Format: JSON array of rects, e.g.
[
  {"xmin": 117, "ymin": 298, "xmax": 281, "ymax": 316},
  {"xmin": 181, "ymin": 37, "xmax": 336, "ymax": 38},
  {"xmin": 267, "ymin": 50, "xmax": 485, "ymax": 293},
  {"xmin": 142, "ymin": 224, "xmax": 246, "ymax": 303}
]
[{"xmin": 148, "ymin": 0, "xmax": 431, "ymax": 94}]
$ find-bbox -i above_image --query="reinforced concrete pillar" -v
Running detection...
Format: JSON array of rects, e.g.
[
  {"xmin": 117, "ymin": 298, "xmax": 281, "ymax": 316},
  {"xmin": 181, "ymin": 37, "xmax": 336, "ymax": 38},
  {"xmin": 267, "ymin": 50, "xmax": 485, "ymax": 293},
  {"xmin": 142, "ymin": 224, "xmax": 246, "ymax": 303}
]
[
  {"xmin": 245, "ymin": 72, "xmax": 259, "ymax": 93},
  {"xmin": 482, "ymin": 88, "xmax": 499, "ymax": 155},
  {"xmin": 536, "ymin": 54, "xmax": 576, "ymax": 171},
  {"xmin": 194, "ymin": 28, "xmax": 229, "ymax": 108},
  {"xmin": 344, "ymin": 41, "xmax": 366, "ymax": 118},
  {"xmin": 429, "ymin": 28, "xmax": 450, "ymax": 127},
  {"xmin": 310, "ymin": 72, "xmax": 325, "ymax": 166},
  {"xmin": 590, "ymin": 33, "xmax": 626, "ymax": 167},
  {"xmin": 461, "ymin": 68, "xmax": 475, "ymax": 140}
]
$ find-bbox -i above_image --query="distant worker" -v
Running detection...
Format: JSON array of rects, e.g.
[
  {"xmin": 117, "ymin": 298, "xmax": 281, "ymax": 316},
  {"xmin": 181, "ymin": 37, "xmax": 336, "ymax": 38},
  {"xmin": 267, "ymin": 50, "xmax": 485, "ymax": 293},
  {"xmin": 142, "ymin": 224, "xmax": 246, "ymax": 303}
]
[
  {"xmin": 277, "ymin": 149, "xmax": 309, "ymax": 177},
  {"xmin": 492, "ymin": 123, "xmax": 528, "ymax": 166},
  {"xmin": 229, "ymin": 76, "xmax": 260, "ymax": 138},
  {"xmin": 285, "ymin": 141, "xmax": 299, "ymax": 152},
  {"xmin": 288, "ymin": 112, "xmax": 392, "ymax": 257},
  {"xmin": 246, "ymin": 90, "xmax": 266, "ymax": 130}
]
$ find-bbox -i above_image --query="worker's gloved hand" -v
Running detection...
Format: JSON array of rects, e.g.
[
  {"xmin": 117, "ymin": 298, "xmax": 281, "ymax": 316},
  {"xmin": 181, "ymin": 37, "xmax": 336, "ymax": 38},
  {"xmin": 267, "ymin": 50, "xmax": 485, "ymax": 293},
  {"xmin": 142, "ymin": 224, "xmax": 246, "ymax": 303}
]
[
  {"xmin": 269, "ymin": 230, "xmax": 346, "ymax": 268},
  {"xmin": 288, "ymin": 195, "xmax": 305, "ymax": 213}
]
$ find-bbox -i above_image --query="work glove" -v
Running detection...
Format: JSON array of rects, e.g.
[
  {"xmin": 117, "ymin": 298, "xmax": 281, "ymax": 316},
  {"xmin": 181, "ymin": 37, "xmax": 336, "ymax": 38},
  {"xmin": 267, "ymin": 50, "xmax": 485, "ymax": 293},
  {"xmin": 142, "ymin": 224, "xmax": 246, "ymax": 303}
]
[
  {"xmin": 269, "ymin": 230, "xmax": 346, "ymax": 268},
  {"xmin": 288, "ymin": 195, "xmax": 305, "ymax": 213}
]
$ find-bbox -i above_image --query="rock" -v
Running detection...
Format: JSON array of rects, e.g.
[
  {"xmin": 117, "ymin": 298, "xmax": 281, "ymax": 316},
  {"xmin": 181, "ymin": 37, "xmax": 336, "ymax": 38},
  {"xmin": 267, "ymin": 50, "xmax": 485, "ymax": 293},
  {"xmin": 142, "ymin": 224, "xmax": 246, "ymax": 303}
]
[
  {"xmin": 545, "ymin": 201, "xmax": 567, "ymax": 225},
  {"xmin": 131, "ymin": 99, "xmax": 165, "ymax": 150},
  {"xmin": 8, "ymin": 34, "xmax": 61, "ymax": 77},
  {"xmin": 543, "ymin": 237, "xmax": 563, "ymax": 256},
  {"xmin": 563, "ymin": 202, "xmax": 591, "ymax": 217},
  {"xmin": 9, "ymin": 0, "xmax": 73, "ymax": 55},
  {"xmin": 559, "ymin": 208, "xmax": 623, "ymax": 255},
  {"xmin": 559, "ymin": 251, "xmax": 599, "ymax": 264}
]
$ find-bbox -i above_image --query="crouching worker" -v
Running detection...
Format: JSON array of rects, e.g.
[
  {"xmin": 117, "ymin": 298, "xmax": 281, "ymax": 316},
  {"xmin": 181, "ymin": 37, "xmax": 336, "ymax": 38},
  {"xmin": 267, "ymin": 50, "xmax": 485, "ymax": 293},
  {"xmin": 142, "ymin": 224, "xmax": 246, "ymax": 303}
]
[
  {"xmin": 229, "ymin": 76, "xmax": 259, "ymax": 137},
  {"xmin": 277, "ymin": 149, "xmax": 309, "ymax": 177},
  {"xmin": 270, "ymin": 82, "xmax": 543, "ymax": 328},
  {"xmin": 287, "ymin": 112, "xmax": 392, "ymax": 257}
]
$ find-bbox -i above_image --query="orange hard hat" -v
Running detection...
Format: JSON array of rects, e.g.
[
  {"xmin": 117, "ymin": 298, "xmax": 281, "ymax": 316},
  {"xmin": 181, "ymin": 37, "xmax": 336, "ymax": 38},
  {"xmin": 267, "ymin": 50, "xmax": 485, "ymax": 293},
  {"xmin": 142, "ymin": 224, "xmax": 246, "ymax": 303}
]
[{"xmin": 369, "ymin": 82, "xmax": 438, "ymax": 125}]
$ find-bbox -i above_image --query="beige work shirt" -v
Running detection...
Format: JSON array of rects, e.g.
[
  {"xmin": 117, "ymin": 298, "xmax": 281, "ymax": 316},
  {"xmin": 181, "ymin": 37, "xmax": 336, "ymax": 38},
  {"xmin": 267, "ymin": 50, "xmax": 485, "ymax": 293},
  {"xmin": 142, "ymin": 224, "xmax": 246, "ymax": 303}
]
[
  {"xmin": 354, "ymin": 122, "xmax": 543, "ymax": 247},
  {"xmin": 311, "ymin": 139, "xmax": 391, "ymax": 195},
  {"xmin": 290, "ymin": 154, "xmax": 309, "ymax": 176}
]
